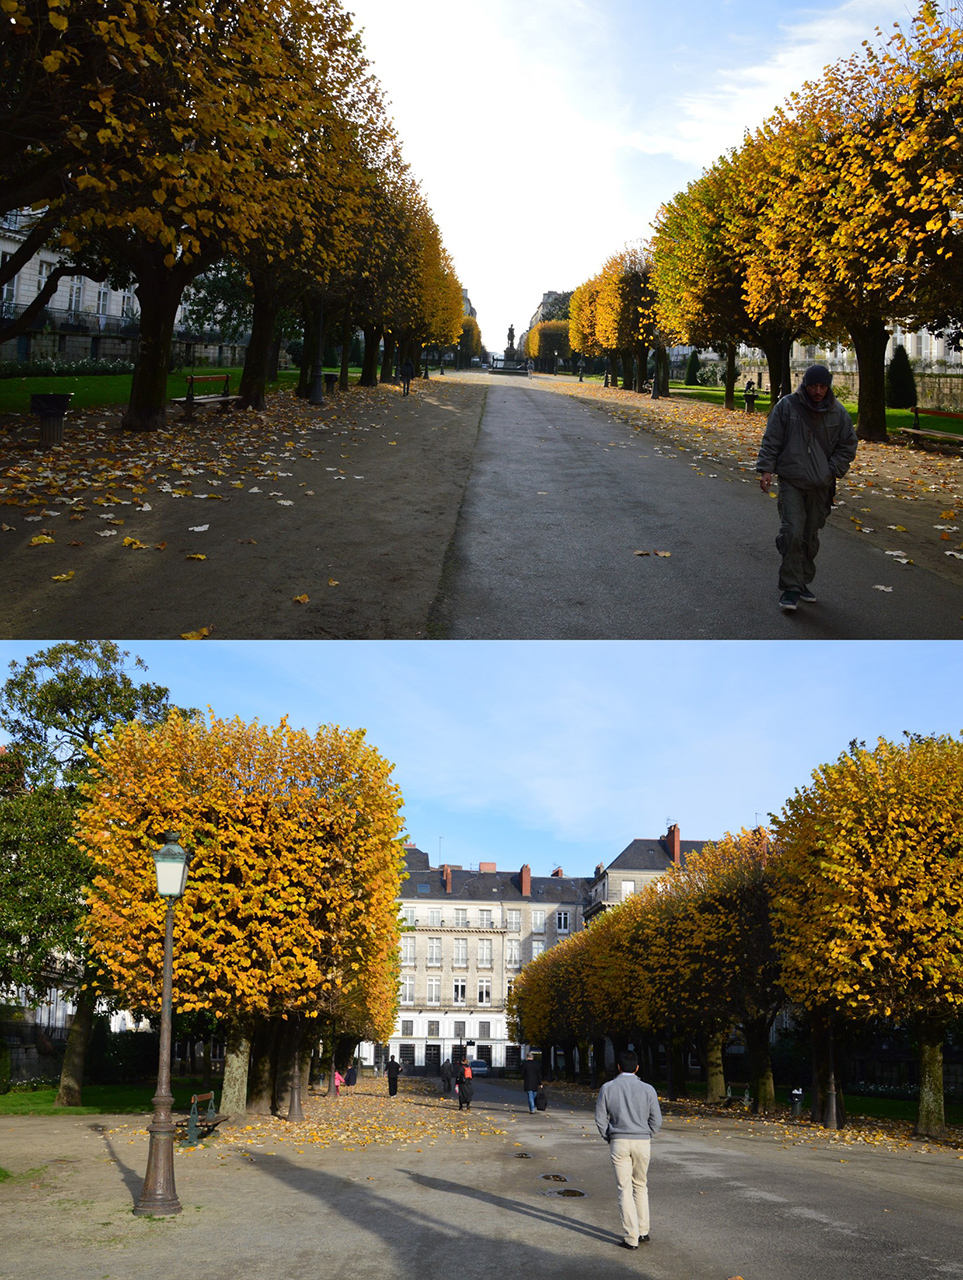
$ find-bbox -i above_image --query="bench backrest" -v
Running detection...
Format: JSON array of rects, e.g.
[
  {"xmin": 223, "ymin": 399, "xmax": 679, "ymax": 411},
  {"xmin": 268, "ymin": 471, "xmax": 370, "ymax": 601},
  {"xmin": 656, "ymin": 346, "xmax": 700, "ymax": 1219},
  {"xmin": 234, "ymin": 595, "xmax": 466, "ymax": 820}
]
[{"xmin": 185, "ymin": 375, "xmax": 231, "ymax": 401}]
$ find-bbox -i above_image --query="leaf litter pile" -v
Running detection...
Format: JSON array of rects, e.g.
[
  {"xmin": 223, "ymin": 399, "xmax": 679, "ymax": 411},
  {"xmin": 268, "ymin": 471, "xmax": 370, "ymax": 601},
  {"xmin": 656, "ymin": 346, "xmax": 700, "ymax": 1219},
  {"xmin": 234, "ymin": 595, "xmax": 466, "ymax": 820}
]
[
  {"xmin": 543, "ymin": 378, "xmax": 963, "ymax": 587},
  {"xmin": 113, "ymin": 1078, "xmax": 508, "ymax": 1164}
]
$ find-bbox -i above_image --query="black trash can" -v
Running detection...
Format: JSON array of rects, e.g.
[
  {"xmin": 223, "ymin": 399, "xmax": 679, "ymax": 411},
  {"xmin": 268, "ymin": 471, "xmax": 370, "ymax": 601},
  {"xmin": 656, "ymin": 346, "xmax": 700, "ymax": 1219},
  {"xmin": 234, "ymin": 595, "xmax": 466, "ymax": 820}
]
[
  {"xmin": 30, "ymin": 393, "xmax": 73, "ymax": 448},
  {"xmin": 790, "ymin": 1088, "xmax": 804, "ymax": 1118}
]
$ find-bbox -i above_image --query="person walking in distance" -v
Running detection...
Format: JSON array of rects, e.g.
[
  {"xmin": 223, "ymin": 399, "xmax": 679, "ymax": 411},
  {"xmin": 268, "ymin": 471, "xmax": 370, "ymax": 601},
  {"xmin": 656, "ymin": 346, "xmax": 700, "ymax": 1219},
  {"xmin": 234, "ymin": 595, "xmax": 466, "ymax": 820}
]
[
  {"xmin": 440, "ymin": 1057, "xmax": 453, "ymax": 1095},
  {"xmin": 401, "ymin": 357, "xmax": 415, "ymax": 396},
  {"xmin": 457, "ymin": 1058, "xmax": 474, "ymax": 1111},
  {"xmin": 386, "ymin": 1055, "xmax": 401, "ymax": 1097},
  {"xmin": 756, "ymin": 363, "xmax": 857, "ymax": 612},
  {"xmin": 522, "ymin": 1052, "xmax": 542, "ymax": 1114},
  {"xmin": 595, "ymin": 1050, "xmax": 662, "ymax": 1250}
]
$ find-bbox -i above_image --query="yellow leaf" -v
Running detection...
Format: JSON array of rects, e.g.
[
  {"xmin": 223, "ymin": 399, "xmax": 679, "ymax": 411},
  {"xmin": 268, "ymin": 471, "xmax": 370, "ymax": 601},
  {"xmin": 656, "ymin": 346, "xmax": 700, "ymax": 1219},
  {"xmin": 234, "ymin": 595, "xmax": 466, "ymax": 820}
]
[
  {"xmin": 185, "ymin": 553, "xmax": 207, "ymax": 561},
  {"xmin": 51, "ymin": 571, "xmax": 75, "ymax": 582},
  {"xmin": 328, "ymin": 578, "xmax": 339, "ymax": 587},
  {"xmin": 293, "ymin": 593, "xmax": 309, "ymax": 604},
  {"xmin": 48, "ymin": 10, "xmax": 67, "ymax": 28},
  {"xmin": 29, "ymin": 534, "xmax": 55, "ymax": 545},
  {"xmin": 180, "ymin": 627, "xmax": 211, "ymax": 640}
]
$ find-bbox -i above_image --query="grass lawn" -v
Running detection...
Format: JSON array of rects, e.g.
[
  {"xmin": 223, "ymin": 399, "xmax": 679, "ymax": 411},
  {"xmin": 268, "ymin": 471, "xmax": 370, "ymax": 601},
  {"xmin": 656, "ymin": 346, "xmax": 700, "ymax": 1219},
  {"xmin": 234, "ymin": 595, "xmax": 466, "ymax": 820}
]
[
  {"xmin": 0, "ymin": 1078, "xmax": 213, "ymax": 1116},
  {"xmin": 667, "ymin": 382, "xmax": 963, "ymax": 439},
  {"xmin": 725, "ymin": 1083, "xmax": 963, "ymax": 1127},
  {"xmin": 0, "ymin": 366, "xmax": 319, "ymax": 415}
]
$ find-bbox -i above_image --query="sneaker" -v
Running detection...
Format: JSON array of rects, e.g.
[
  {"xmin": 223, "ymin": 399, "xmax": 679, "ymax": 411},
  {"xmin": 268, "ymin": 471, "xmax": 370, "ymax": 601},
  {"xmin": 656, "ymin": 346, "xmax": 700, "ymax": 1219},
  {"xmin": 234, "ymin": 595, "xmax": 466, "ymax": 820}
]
[
  {"xmin": 779, "ymin": 590, "xmax": 799, "ymax": 611},
  {"xmin": 798, "ymin": 585, "xmax": 816, "ymax": 603}
]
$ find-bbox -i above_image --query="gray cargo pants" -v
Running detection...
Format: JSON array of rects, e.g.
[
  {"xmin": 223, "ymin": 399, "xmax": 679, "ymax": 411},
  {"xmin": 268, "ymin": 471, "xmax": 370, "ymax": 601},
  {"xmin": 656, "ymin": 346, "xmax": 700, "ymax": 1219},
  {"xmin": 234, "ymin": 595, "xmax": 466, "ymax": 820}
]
[{"xmin": 775, "ymin": 478, "xmax": 835, "ymax": 591}]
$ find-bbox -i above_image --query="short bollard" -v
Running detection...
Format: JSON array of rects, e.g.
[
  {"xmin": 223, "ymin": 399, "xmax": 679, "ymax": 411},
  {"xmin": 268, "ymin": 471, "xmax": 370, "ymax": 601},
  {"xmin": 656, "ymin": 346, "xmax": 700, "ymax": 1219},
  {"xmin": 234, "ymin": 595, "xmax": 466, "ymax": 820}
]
[
  {"xmin": 790, "ymin": 1087, "xmax": 804, "ymax": 1118},
  {"xmin": 30, "ymin": 393, "xmax": 73, "ymax": 448}
]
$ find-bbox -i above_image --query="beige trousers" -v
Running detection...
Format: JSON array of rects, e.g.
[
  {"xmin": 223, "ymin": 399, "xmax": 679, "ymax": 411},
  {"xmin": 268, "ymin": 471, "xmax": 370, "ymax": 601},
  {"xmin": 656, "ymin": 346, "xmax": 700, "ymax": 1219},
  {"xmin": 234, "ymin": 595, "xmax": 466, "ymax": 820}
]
[{"xmin": 609, "ymin": 1137, "xmax": 651, "ymax": 1244}]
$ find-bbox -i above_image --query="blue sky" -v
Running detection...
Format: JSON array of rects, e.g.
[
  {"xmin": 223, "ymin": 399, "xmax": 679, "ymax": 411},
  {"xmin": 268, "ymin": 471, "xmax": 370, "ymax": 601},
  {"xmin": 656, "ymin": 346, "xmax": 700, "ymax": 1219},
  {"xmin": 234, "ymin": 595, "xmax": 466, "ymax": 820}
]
[
  {"xmin": 2, "ymin": 640, "xmax": 961, "ymax": 879},
  {"xmin": 344, "ymin": 0, "xmax": 913, "ymax": 351}
]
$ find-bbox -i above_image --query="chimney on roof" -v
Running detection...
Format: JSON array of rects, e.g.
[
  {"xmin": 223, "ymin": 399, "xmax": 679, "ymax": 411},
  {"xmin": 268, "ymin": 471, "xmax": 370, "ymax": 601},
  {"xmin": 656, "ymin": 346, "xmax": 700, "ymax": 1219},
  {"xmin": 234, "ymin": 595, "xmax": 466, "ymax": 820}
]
[
  {"xmin": 551, "ymin": 867, "xmax": 564, "ymax": 877},
  {"xmin": 403, "ymin": 841, "xmax": 418, "ymax": 849},
  {"xmin": 520, "ymin": 864, "xmax": 531, "ymax": 897},
  {"xmin": 666, "ymin": 823, "xmax": 681, "ymax": 866},
  {"xmin": 479, "ymin": 861, "xmax": 496, "ymax": 873},
  {"xmin": 595, "ymin": 862, "xmax": 604, "ymax": 877},
  {"xmin": 442, "ymin": 864, "xmax": 452, "ymax": 894}
]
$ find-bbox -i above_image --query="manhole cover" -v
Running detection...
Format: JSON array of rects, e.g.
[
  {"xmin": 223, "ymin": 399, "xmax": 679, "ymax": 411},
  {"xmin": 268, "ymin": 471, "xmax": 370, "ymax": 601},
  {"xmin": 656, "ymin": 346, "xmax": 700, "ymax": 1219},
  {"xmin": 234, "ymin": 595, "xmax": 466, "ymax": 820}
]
[
  {"xmin": 541, "ymin": 1173, "xmax": 568, "ymax": 1182},
  {"xmin": 515, "ymin": 1152, "xmax": 533, "ymax": 1159},
  {"xmin": 542, "ymin": 1188, "xmax": 586, "ymax": 1198}
]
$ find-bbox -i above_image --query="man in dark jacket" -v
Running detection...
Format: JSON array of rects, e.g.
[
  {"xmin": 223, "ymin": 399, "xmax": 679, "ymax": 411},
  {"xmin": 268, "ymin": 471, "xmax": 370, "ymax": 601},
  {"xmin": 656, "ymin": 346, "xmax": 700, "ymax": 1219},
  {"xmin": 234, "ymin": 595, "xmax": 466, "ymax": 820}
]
[
  {"xmin": 756, "ymin": 364, "xmax": 857, "ymax": 612},
  {"xmin": 386, "ymin": 1055, "xmax": 401, "ymax": 1097},
  {"xmin": 456, "ymin": 1058, "xmax": 474, "ymax": 1111},
  {"xmin": 595, "ymin": 1051, "xmax": 662, "ymax": 1250},
  {"xmin": 522, "ymin": 1053, "xmax": 542, "ymax": 1113}
]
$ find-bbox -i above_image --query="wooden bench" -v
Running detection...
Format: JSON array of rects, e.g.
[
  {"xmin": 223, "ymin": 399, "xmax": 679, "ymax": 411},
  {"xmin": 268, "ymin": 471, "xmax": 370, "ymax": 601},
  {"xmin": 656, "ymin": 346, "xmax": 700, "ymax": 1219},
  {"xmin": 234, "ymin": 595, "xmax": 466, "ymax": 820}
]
[
  {"xmin": 175, "ymin": 1090, "xmax": 229, "ymax": 1144},
  {"xmin": 170, "ymin": 374, "xmax": 242, "ymax": 420},
  {"xmin": 900, "ymin": 406, "xmax": 963, "ymax": 450}
]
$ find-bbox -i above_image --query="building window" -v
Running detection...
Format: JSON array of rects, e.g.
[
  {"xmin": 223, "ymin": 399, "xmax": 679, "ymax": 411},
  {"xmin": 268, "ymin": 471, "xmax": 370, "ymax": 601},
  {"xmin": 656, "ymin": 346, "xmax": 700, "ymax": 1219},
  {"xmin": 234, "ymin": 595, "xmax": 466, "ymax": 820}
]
[
  {"xmin": 454, "ymin": 908, "xmax": 468, "ymax": 927},
  {"xmin": 453, "ymin": 937, "xmax": 468, "ymax": 967},
  {"xmin": 506, "ymin": 909, "xmax": 520, "ymax": 932},
  {"xmin": 477, "ymin": 979, "xmax": 491, "ymax": 1005},
  {"xmin": 531, "ymin": 910, "xmax": 545, "ymax": 933},
  {"xmin": 401, "ymin": 1019, "xmax": 414, "ymax": 1036},
  {"xmin": 400, "ymin": 935, "xmax": 415, "ymax": 966},
  {"xmin": 479, "ymin": 909, "xmax": 492, "ymax": 928},
  {"xmin": 505, "ymin": 1045, "xmax": 521, "ymax": 1070},
  {"xmin": 506, "ymin": 939, "xmax": 520, "ymax": 968},
  {"xmin": 531, "ymin": 940, "xmax": 544, "ymax": 960},
  {"xmin": 399, "ymin": 1043, "xmax": 415, "ymax": 1066},
  {"xmin": 453, "ymin": 979, "xmax": 466, "ymax": 1005},
  {"xmin": 401, "ymin": 906, "xmax": 416, "ymax": 927},
  {"xmin": 478, "ymin": 939, "xmax": 492, "ymax": 969},
  {"xmin": 428, "ymin": 908, "xmax": 442, "ymax": 927},
  {"xmin": 67, "ymin": 276, "xmax": 84, "ymax": 313},
  {"xmin": 1, "ymin": 254, "xmax": 17, "ymax": 305},
  {"xmin": 621, "ymin": 880, "xmax": 636, "ymax": 899},
  {"xmin": 36, "ymin": 260, "xmax": 54, "ymax": 295},
  {"xmin": 478, "ymin": 1021, "xmax": 491, "ymax": 1038},
  {"xmin": 400, "ymin": 976, "xmax": 415, "ymax": 1004},
  {"xmin": 96, "ymin": 283, "xmax": 110, "ymax": 316},
  {"xmin": 427, "ymin": 1020, "xmax": 440, "ymax": 1037},
  {"xmin": 427, "ymin": 936, "xmax": 442, "ymax": 966},
  {"xmin": 121, "ymin": 287, "xmax": 136, "ymax": 318},
  {"xmin": 454, "ymin": 1020, "xmax": 466, "ymax": 1039},
  {"xmin": 426, "ymin": 978, "xmax": 440, "ymax": 1005},
  {"xmin": 556, "ymin": 910, "xmax": 570, "ymax": 933}
]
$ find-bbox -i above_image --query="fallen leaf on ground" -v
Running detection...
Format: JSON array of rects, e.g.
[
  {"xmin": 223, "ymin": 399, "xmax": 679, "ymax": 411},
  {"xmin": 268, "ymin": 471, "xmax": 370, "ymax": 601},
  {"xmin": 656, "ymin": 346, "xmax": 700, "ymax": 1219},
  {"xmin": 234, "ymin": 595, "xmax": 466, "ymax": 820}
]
[
  {"xmin": 237, "ymin": 538, "xmax": 257, "ymax": 544},
  {"xmin": 155, "ymin": 541, "xmax": 167, "ymax": 550},
  {"xmin": 51, "ymin": 571, "xmax": 75, "ymax": 581},
  {"xmin": 29, "ymin": 534, "xmax": 55, "ymax": 545},
  {"xmin": 189, "ymin": 524, "xmax": 210, "ymax": 532},
  {"xmin": 328, "ymin": 577, "xmax": 339, "ymax": 586},
  {"xmin": 633, "ymin": 550, "xmax": 650, "ymax": 556},
  {"xmin": 180, "ymin": 627, "xmax": 211, "ymax": 640},
  {"xmin": 293, "ymin": 593, "xmax": 309, "ymax": 604},
  {"xmin": 654, "ymin": 550, "xmax": 672, "ymax": 557},
  {"xmin": 185, "ymin": 553, "xmax": 207, "ymax": 561},
  {"xmin": 873, "ymin": 585, "xmax": 894, "ymax": 592}
]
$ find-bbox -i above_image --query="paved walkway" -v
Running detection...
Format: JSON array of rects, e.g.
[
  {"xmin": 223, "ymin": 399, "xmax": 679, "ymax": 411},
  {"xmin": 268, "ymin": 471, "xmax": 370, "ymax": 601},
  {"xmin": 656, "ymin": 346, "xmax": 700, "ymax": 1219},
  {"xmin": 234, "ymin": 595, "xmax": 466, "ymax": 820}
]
[
  {"xmin": 2, "ymin": 1079, "xmax": 960, "ymax": 1280},
  {"xmin": 432, "ymin": 378, "xmax": 963, "ymax": 638}
]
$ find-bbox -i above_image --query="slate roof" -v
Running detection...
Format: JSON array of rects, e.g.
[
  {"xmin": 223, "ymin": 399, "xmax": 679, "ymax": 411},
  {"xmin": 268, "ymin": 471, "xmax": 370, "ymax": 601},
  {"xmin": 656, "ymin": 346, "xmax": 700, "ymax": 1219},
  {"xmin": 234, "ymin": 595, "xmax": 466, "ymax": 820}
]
[
  {"xmin": 600, "ymin": 837, "xmax": 706, "ymax": 876},
  {"xmin": 400, "ymin": 846, "xmax": 591, "ymax": 904}
]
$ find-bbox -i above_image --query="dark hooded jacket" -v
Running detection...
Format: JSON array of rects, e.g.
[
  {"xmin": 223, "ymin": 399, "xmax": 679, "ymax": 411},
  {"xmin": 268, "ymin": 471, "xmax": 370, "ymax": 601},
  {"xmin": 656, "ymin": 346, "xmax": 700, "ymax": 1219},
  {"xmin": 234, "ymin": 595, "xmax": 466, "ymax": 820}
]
[{"xmin": 756, "ymin": 382, "xmax": 857, "ymax": 489}]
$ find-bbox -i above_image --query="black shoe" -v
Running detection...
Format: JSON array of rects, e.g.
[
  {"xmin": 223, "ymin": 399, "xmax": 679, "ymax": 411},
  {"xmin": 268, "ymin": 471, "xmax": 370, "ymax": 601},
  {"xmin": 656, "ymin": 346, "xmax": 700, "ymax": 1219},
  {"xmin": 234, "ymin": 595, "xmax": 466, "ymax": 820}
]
[
  {"xmin": 617, "ymin": 1241, "xmax": 639, "ymax": 1251},
  {"xmin": 779, "ymin": 590, "xmax": 799, "ymax": 612},
  {"xmin": 798, "ymin": 585, "xmax": 816, "ymax": 603},
  {"xmin": 640, "ymin": 1235, "xmax": 650, "ymax": 1243}
]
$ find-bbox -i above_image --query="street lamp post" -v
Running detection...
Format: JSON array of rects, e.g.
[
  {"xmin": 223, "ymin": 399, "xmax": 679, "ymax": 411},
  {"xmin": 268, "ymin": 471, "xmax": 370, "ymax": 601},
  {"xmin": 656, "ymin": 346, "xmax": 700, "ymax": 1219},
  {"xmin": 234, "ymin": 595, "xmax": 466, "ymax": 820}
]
[{"xmin": 134, "ymin": 833, "xmax": 191, "ymax": 1217}]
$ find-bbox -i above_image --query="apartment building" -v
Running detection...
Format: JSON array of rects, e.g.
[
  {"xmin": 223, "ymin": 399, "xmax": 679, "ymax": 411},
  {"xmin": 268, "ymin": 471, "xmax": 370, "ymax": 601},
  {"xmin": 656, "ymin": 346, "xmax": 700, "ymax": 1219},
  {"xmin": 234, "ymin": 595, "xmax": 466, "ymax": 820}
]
[
  {"xmin": 381, "ymin": 845, "xmax": 591, "ymax": 1074},
  {"xmin": 582, "ymin": 823, "xmax": 703, "ymax": 923}
]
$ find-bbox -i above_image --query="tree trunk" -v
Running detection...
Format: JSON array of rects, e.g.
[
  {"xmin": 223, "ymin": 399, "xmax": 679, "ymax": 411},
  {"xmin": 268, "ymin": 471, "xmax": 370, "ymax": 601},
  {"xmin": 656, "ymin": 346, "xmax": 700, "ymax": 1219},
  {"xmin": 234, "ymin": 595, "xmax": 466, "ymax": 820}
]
[
  {"xmin": 297, "ymin": 303, "xmax": 317, "ymax": 399},
  {"xmin": 247, "ymin": 1016, "xmax": 281, "ymax": 1114},
  {"xmin": 238, "ymin": 270, "xmax": 280, "ymax": 410},
  {"xmin": 705, "ymin": 1030, "xmax": 727, "ymax": 1104},
  {"xmin": 810, "ymin": 1013, "xmax": 846, "ymax": 1127},
  {"xmin": 763, "ymin": 340, "xmax": 783, "ymax": 402},
  {"xmin": 220, "ymin": 1025, "xmax": 252, "ymax": 1124},
  {"xmin": 849, "ymin": 315, "xmax": 890, "ymax": 442},
  {"xmin": 780, "ymin": 331, "xmax": 793, "ymax": 401},
  {"xmin": 122, "ymin": 266, "xmax": 191, "ymax": 431},
  {"xmin": 359, "ymin": 325, "xmax": 381, "ymax": 387},
  {"xmin": 650, "ymin": 345, "xmax": 662, "ymax": 400},
  {"xmin": 743, "ymin": 1018, "xmax": 776, "ymax": 1114},
  {"xmin": 274, "ymin": 1018, "xmax": 298, "ymax": 1115},
  {"xmin": 325, "ymin": 1022, "xmax": 338, "ymax": 1095},
  {"xmin": 267, "ymin": 335, "xmax": 281, "ymax": 384},
  {"xmin": 723, "ymin": 341, "xmax": 737, "ymax": 411},
  {"xmin": 55, "ymin": 982, "xmax": 96, "ymax": 1106},
  {"xmin": 380, "ymin": 332, "xmax": 397, "ymax": 383},
  {"xmin": 914, "ymin": 1016, "xmax": 947, "ymax": 1140},
  {"xmin": 338, "ymin": 316, "xmax": 352, "ymax": 391}
]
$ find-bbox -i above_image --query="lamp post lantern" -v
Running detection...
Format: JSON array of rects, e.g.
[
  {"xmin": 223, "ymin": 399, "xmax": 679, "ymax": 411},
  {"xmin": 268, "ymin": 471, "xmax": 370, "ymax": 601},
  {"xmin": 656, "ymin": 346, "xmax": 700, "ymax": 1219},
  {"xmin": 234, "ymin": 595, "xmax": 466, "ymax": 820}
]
[{"xmin": 133, "ymin": 833, "xmax": 190, "ymax": 1217}]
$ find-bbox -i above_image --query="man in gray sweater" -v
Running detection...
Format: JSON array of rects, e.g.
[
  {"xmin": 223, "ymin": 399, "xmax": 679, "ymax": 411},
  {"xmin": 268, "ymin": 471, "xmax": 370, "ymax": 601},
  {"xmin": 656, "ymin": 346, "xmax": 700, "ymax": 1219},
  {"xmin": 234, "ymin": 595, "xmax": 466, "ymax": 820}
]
[{"xmin": 595, "ymin": 1050, "xmax": 663, "ymax": 1249}]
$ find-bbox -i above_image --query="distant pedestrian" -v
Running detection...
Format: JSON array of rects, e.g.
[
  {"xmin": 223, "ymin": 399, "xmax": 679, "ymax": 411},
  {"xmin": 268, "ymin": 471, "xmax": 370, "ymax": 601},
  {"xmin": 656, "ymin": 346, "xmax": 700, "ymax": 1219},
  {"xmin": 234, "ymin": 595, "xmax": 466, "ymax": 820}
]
[
  {"xmin": 334, "ymin": 1069, "xmax": 344, "ymax": 1096},
  {"xmin": 401, "ymin": 358, "xmax": 414, "ymax": 395},
  {"xmin": 441, "ymin": 1058, "xmax": 453, "ymax": 1094},
  {"xmin": 386, "ymin": 1055, "xmax": 401, "ymax": 1097},
  {"xmin": 595, "ymin": 1050, "xmax": 662, "ymax": 1250},
  {"xmin": 756, "ymin": 363, "xmax": 857, "ymax": 612},
  {"xmin": 345, "ymin": 1064, "xmax": 357, "ymax": 1087},
  {"xmin": 457, "ymin": 1058, "xmax": 474, "ymax": 1111},
  {"xmin": 522, "ymin": 1052, "xmax": 542, "ymax": 1114}
]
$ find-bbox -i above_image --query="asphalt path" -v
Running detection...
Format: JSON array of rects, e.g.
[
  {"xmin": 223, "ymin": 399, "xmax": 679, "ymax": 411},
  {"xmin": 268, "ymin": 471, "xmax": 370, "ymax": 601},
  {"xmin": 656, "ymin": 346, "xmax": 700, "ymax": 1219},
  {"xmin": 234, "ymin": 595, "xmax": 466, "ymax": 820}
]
[
  {"xmin": 3, "ymin": 1080, "xmax": 961, "ymax": 1280},
  {"xmin": 433, "ymin": 380, "xmax": 963, "ymax": 638}
]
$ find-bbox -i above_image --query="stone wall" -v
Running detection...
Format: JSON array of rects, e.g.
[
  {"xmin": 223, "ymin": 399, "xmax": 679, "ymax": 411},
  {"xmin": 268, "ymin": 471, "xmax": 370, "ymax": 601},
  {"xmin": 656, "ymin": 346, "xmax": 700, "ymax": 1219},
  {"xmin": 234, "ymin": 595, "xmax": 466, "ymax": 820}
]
[{"xmin": 741, "ymin": 364, "xmax": 963, "ymax": 411}]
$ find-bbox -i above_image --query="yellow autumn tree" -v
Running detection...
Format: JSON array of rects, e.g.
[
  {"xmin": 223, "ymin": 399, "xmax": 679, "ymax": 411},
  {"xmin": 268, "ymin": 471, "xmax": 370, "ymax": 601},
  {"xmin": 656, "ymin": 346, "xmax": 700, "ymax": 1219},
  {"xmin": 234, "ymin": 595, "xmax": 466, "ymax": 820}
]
[
  {"xmin": 773, "ymin": 733, "xmax": 963, "ymax": 1139},
  {"xmin": 79, "ymin": 711, "xmax": 406, "ymax": 1117}
]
